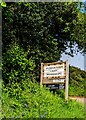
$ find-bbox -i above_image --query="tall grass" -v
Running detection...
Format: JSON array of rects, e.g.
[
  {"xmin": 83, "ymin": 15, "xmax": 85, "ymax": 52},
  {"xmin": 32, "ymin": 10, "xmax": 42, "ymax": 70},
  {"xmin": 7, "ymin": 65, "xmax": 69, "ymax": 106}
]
[{"xmin": 1, "ymin": 80, "xmax": 85, "ymax": 118}]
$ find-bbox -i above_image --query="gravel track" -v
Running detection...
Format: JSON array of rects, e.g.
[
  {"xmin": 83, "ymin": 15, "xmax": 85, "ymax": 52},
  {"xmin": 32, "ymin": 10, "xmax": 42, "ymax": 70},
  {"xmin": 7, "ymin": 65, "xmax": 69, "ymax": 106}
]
[{"xmin": 69, "ymin": 96, "xmax": 86, "ymax": 105}]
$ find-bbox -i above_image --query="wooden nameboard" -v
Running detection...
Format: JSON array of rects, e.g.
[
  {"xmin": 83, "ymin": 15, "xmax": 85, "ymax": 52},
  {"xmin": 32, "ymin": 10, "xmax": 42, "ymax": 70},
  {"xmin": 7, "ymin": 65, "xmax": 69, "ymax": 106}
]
[{"xmin": 40, "ymin": 60, "xmax": 69, "ymax": 100}]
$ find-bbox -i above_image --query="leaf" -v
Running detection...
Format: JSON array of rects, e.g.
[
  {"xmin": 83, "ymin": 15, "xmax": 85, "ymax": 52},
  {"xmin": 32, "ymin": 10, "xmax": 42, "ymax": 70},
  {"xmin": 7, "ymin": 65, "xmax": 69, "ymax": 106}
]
[{"xmin": 1, "ymin": 2, "xmax": 6, "ymax": 7}]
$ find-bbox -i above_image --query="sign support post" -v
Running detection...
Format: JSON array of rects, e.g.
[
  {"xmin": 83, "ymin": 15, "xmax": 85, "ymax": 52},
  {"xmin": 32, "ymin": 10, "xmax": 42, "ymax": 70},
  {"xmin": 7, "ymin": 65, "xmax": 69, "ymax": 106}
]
[
  {"xmin": 65, "ymin": 60, "xmax": 69, "ymax": 100},
  {"xmin": 40, "ymin": 63, "xmax": 43, "ymax": 86}
]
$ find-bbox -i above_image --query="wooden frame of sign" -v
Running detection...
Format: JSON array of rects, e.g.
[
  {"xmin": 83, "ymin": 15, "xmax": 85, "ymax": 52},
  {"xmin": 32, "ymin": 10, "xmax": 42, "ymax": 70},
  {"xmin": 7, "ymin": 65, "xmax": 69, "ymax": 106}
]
[{"xmin": 40, "ymin": 60, "xmax": 69, "ymax": 100}]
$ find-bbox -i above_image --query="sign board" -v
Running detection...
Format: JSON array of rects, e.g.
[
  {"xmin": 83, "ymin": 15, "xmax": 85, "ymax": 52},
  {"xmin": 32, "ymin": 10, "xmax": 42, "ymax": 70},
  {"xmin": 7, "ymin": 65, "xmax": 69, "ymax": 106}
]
[
  {"xmin": 40, "ymin": 60, "xmax": 69, "ymax": 100},
  {"xmin": 44, "ymin": 63, "xmax": 64, "ymax": 77},
  {"xmin": 46, "ymin": 84, "xmax": 65, "ymax": 90}
]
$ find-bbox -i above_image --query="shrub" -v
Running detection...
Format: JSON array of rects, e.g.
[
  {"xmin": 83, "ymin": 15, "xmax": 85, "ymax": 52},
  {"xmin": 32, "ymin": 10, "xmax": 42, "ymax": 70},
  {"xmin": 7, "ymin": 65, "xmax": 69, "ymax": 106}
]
[{"xmin": 2, "ymin": 42, "xmax": 36, "ymax": 85}]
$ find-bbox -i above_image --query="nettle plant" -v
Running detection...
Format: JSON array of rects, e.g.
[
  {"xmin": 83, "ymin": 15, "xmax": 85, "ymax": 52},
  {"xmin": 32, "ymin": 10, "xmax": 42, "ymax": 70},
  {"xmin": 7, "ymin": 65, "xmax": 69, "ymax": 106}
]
[{"xmin": 2, "ymin": 42, "xmax": 36, "ymax": 86}]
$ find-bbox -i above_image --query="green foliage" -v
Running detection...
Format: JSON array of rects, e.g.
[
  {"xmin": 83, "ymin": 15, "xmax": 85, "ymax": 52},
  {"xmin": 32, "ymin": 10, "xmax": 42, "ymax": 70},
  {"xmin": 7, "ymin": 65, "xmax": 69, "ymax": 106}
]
[
  {"xmin": 1, "ymin": 80, "xmax": 84, "ymax": 118},
  {"xmin": 2, "ymin": 2, "xmax": 85, "ymax": 54},
  {"xmin": 2, "ymin": 44, "xmax": 85, "ymax": 118},
  {"xmin": 75, "ymin": 12, "xmax": 86, "ymax": 53},
  {"xmin": 2, "ymin": 2, "xmax": 86, "ymax": 82},
  {"xmin": 2, "ymin": 43, "xmax": 36, "ymax": 85},
  {"xmin": 0, "ymin": 2, "xmax": 6, "ymax": 7},
  {"xmin": 55, "ymin": 89, "xmax": 65, "ymax": 99},
  {"xmin": 1, "ymin": 2, "xmax": 86, "ymax": 118},
  {"xmin": 69, "ymin": 66, "xmax": 86, "ymax": 97},
  {"xmin": 3, "ymin": 2, "xmax": 85, "ymax": 81}
]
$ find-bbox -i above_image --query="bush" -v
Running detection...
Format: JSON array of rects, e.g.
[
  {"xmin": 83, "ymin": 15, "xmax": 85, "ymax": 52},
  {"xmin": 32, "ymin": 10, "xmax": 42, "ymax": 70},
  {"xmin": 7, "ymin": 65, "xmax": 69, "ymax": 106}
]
[{"xmin": 2, "ymin": 42, "xmax": 36, "ymax": 85}]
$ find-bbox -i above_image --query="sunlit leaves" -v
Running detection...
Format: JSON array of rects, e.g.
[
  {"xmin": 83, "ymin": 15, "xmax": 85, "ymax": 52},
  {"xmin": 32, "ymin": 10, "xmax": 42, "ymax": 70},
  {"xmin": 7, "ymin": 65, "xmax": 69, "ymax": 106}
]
[
  {"xmin": 0, "ymin": 2, "xmax": 6, "ymax": 7},
  {"xmin": 2, "ymin": 43, "xmax": 36, "ymax": 85}
]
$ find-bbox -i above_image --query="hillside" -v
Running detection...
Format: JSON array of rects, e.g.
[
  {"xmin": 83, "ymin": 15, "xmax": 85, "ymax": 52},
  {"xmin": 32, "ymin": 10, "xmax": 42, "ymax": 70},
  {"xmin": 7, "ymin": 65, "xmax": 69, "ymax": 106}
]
[
  {"xmin": 1, "ymin": 44, "xmax": 86, "ymax": 118},
  {"xmin": 1, "ymin": 66, "xmax": 85, "ymax": 118},
  {"xmin": 2, "ymin": 80, "xmax": 84, "ymax": 118},
  {"xmin": 69, "ymin": 66, "xmax": 86, "ymax": 97}
]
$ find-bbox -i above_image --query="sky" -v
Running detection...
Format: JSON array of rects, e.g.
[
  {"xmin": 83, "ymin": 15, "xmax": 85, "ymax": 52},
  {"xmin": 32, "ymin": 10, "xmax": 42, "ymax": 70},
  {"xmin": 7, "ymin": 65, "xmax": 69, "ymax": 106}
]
[{"xmin": 60, "ymin": 52, "xmax": 85, "ymax": 71}]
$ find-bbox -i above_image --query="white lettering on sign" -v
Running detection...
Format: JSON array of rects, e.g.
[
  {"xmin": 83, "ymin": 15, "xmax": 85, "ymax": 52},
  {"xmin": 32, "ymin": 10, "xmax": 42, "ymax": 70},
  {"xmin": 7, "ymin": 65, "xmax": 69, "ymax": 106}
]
[
  {"xmin": 53, "ymin": 79, "xmax": 65, "ymax": 83},
  {"xmin": 44, "ymin": 63, "xmax": 64, "ymax": 77}
]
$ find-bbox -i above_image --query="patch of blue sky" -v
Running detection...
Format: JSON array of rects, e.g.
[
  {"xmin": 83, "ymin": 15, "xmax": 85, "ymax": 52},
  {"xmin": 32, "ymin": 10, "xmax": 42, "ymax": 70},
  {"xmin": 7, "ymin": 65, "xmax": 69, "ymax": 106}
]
[{"xmin": 60, "ymin": 52, "xmax": 84, "ymax": 71}]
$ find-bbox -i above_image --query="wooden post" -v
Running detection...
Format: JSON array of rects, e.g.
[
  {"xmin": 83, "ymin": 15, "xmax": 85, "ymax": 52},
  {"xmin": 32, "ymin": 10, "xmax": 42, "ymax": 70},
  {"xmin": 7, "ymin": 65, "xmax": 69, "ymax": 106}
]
[
  {"xmin": 65, "ymin": 60, "xmax": 69, "ymax": 100},
  {"xmin": 40, "ymin": 63, "xmax": 43, "ymax": 86}
]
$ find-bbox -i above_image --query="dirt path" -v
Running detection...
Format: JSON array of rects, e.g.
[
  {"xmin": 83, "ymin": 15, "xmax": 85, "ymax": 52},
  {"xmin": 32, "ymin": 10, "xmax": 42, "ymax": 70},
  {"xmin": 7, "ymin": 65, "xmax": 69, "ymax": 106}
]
[{"xmin": 69, "ymin": 96, "xmax": 86, "ymax": 105}]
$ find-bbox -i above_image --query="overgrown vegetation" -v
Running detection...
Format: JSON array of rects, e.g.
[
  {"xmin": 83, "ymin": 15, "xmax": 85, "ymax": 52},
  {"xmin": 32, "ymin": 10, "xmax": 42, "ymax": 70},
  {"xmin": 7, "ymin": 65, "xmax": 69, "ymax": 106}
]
[
  {"xmin": 1, "ymin": 44, "xmax": 85, "ymax": 118},
  {"xmin": 1, "ymin": 2, "xmax": 86, "ymax": 119},
  {"xmin": 69, "ymin": 66, "xmax": 86, "ymax": 97},
  {"xmin": 2, "ymin": 80, "xmax": 84, "ymax": 118},
  {"xmin": 2, "ymin": 42, "xmax": 36, "ymax": 85},
  {"xmin": 2, "ymin": 2, "xmax": 86, "ymax": 82}
]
